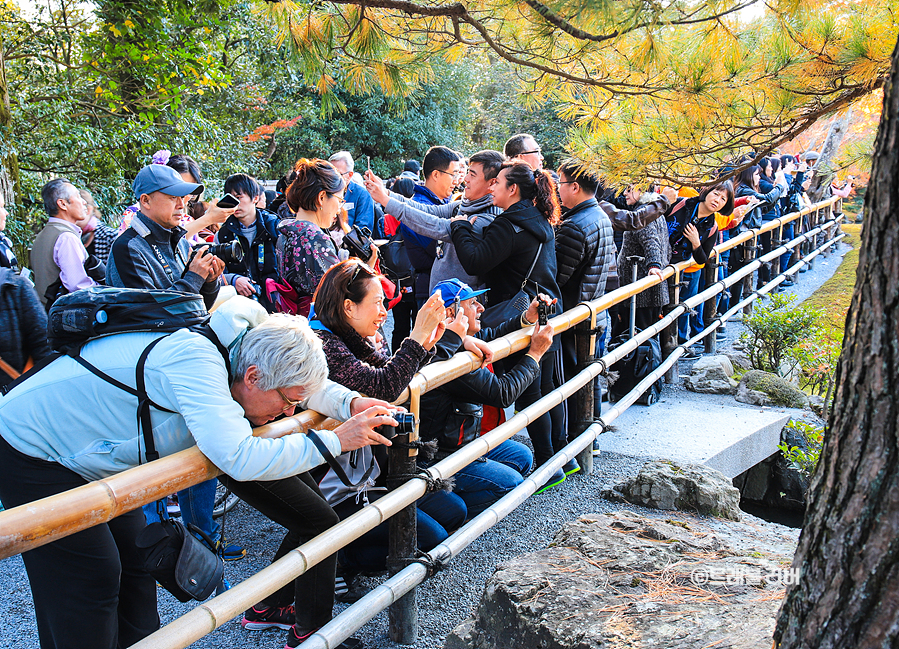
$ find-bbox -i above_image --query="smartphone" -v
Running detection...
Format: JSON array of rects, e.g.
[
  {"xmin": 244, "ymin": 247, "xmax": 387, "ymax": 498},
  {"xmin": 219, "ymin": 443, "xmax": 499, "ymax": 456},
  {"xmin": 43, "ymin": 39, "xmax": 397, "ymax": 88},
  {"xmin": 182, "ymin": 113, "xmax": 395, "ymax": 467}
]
[
  {"xmin": 217, "ymin": 193, "xmax": 239, "ymax": 209},
  {"xmin": 366, "ymin": 156, "xmax": 371, "ymax": 173}
]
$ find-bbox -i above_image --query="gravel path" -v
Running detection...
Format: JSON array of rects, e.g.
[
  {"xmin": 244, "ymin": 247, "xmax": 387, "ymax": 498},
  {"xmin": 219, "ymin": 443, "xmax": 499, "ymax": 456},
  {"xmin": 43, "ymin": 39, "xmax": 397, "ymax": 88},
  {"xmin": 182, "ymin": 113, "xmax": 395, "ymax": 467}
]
[{"xmin": 0, "ymin": 239, "xmax": 848, "ymax": 649}]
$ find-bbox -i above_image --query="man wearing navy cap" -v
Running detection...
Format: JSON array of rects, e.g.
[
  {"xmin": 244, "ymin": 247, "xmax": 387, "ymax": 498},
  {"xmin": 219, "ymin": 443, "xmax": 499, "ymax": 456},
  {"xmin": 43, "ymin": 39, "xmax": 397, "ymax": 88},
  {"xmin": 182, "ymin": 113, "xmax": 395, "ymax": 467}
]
[
  {"xmin": 107, "ymin": 163, "xmax": 224, "ymax": 308},
  {"xmin": 418, "ymin": 279, "xmax": 557, "ymax": 514}
]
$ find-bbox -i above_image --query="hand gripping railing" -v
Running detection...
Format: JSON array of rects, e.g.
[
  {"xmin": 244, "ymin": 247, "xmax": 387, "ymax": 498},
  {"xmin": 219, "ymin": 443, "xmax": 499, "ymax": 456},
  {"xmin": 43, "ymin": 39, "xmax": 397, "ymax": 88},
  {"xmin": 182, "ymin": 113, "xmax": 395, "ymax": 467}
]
[{"xmin": 0, "ymin": 196, "xmax": 843, "ymax": 648}]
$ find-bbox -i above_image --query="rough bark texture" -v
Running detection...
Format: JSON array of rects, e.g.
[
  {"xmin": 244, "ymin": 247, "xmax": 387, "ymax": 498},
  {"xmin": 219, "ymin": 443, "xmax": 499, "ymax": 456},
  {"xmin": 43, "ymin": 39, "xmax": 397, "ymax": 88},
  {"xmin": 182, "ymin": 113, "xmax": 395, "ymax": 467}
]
[
  {"xmin": 0, "ymin": 34, "xmax": 20, "ymax": 207},
  {"xmin": 807, "ymin": 109, "xmax": 852, "ymax": 202},
  {"xmin": 774, "ymin": 39, "xmax": 899, "ymax": 648}
]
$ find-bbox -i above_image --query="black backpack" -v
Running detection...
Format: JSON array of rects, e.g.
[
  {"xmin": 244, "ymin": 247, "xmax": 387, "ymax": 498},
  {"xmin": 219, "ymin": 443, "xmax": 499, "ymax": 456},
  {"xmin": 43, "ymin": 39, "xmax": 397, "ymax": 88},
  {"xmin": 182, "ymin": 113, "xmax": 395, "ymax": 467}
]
[
  {"xmin": 47, "ymin": 286, "xmax": 209, "ymax": 353},
  {"xmin": 378, "ymin": 229, "xmax": 417, "ymax": 305}
]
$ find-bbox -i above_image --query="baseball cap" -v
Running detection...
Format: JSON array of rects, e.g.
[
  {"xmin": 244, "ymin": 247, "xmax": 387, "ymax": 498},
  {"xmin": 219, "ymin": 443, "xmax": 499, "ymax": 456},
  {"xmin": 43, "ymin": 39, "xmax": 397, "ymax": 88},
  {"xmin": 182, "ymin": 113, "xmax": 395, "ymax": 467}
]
[
  {"xmin": 404, "ymin": 159, "xmax": 421, "ymax": 174},
  {"xmin": 434, "ymin": 278, "xmax": 489, "ymax": 308},
  {"xmin": 133, "ymin": 164, "xmax": 204, "ymax": 201}
]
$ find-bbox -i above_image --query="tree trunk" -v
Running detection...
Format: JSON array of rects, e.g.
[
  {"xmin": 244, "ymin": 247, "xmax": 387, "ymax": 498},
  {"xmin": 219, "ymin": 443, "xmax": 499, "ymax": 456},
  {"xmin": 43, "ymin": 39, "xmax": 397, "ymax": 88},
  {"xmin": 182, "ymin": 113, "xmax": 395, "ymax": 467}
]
[
  {"xmin": 0, "ymin": 33, "xmax": 21, "ymax": 208},
  {"xmin": 774, "ymin": 38, "xmax": 899, "ymax": 648},
  {"xmin": 807, "ymin": 107, "xmax": 853, "ymax": 202}
]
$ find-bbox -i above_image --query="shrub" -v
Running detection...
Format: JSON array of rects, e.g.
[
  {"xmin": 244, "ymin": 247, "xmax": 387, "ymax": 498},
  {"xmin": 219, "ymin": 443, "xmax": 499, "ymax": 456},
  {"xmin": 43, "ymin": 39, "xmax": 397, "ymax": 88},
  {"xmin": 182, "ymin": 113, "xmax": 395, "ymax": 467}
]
[
  {"xmin": 740, "ymin": 293, "xmax": 821, "ymax": 376},
  {"xmin": 788, "ymin": 327, "xmax": 843, "ymax": 396},
  {"xmin": 778, "ymin": 420, "xmax": 825, "ymax": 479}
]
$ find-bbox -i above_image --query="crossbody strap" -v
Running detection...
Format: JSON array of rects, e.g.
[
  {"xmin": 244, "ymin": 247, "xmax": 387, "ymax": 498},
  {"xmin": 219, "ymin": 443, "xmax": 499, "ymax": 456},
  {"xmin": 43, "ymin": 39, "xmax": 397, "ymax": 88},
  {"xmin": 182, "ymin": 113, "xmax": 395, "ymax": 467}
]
[
  {"xmin": 520, "ymin": 242, "xmax": 544, "ymax": 291},
  {"xmin": 68, "ymin": 336, "xmax": 175, "ymax": 463},
  {"xmin": 307, "ymin": 431, "xmax": 376, "ymax": 488}
]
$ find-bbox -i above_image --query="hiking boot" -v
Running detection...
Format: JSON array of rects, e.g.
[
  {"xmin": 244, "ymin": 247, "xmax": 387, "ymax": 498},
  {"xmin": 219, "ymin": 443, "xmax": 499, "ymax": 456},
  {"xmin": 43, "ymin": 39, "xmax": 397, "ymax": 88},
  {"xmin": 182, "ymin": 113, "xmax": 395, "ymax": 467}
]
[
  {"xmin": 285, "ymin": 626, "xmax": 364, "ymax": 649},
  {"xmin": 242, "ymin": 604, "xmax": 296, "ymax": 631},
  {"xmin": 535, "ymin": 468, "xmax": 566, "ymax": 494}
]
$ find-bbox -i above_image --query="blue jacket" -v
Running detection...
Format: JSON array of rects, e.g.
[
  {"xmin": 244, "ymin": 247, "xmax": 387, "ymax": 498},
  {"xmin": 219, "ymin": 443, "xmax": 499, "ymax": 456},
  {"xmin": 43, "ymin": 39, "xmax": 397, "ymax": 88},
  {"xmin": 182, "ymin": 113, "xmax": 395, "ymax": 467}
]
[
  {"xmin": 0, "ymin": 305, "xmax": 356, "ymax": 482},
  {"xmin": 345, "ymin": 182, "xmax": 375, "ymax": 233}
]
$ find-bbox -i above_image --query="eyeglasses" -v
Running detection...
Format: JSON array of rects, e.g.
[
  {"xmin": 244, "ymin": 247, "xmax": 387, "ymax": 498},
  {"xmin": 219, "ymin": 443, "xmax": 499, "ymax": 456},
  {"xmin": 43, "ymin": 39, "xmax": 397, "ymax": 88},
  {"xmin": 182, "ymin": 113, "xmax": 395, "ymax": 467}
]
[
  {"xmin": 558, "ymin": 180, "xmax": 577, "ymax": 185},
  {"xmin": 276, "ymin": 388, "xmax": 302, "ymax": 412},
  {"xmin": 435, "ymin": 169, "xmax": 456, "ymax": 178},
  {"xmin": 521, "ymin": 149, "xmax": 542, "ymax": 156},
  {"xmin": 330, "ymin": 193, "xmax": 346, "ymax": 206}
]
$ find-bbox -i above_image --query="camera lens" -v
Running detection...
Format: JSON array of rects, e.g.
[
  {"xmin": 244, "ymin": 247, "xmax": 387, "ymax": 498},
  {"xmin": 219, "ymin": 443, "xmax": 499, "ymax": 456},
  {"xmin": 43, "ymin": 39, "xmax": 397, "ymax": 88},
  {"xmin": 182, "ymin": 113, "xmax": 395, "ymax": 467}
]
[{"xmin": 375, "ymin": 411, "xmax": 416, "ymax": 439}]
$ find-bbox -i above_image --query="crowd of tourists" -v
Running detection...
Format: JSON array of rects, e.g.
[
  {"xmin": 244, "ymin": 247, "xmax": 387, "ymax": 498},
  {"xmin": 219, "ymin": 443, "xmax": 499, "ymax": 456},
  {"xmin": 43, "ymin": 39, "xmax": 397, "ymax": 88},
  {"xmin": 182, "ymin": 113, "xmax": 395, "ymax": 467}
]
[{"xmin": 0, "ymin": 136, "xmax": 854, "ymax": 649}]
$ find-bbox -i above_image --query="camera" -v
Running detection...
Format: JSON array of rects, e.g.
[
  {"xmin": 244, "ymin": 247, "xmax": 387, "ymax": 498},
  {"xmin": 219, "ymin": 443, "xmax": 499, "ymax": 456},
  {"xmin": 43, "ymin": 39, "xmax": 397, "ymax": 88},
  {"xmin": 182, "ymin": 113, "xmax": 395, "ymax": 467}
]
[
  {"xmin": 342, "ymin": 225, "xmax": 374, "ymax": 260},
  {"xmin": 197, "ymin": 240, "xmax": 244, "ymax": 265},
  {"xmin": 375, "ymin": 411, "xmax": 415, "ymax": 439},
  {"xmin": 537, "ymin": 300, "xmax": 555, "ymax": 326}
]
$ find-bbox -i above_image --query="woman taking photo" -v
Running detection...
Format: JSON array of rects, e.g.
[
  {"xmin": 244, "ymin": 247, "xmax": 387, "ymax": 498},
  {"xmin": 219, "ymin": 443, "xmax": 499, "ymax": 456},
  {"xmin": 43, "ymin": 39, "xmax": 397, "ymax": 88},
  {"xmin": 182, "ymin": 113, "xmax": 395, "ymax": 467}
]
[
  {"xmin": 308, "ymin": 259, "xmax": 467, "ymax": 585},
  {"xmin": 449, "ymin": 161, "xmax": 569, "ymax": 492},
  {"xmin": 731, "ymin": 165, "xmax": 787, "ymax": 306},
  {"xmin": 276, "ymin": 159, "xmax": 347, "ymax": 316},
  {"xmin": 666, "ymin": 180, "xmax": 735, "ymax": 356}
]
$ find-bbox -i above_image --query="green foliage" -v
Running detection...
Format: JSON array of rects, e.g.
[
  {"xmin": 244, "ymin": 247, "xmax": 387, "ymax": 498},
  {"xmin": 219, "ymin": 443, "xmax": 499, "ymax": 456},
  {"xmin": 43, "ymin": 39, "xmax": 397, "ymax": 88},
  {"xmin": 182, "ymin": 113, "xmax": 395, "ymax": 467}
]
[
  {"xmin": 740, "ymin": 293, "xmax": 822, "ymax": 376},
  {"xmin": 778, "ymin": 420, "xmax": 825, "ymax": 479},
  {"xmin": 788, "ymin": 327, "xmax": 843, "ymax": 396}
]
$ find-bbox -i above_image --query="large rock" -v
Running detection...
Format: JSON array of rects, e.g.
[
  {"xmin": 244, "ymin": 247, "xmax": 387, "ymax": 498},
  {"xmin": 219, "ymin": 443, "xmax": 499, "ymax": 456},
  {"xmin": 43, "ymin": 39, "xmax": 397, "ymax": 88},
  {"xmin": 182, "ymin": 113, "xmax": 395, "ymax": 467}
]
[
  {"xmin": 735, "ymin": 370, "xmax": 809, "ymax": 408},
  {"xmin": 601, "ymin": 460, "xmax": 742, "ymax": 520},
  {"xmin": 446, "ymin": 511, "xmax": 795, "ymax": 649},
  {"xmin": 684, "ymin": 355, "xmax": 739, "ymax": 394}
]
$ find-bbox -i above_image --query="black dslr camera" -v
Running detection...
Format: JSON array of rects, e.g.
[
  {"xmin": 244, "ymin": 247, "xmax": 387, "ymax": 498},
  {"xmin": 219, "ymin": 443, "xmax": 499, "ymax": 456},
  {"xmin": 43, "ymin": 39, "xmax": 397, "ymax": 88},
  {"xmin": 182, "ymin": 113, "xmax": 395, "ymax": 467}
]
[
  {"xmin": 188, "ymin": 240, "xmax": 244, "ymax": 267},
  {"xmin": 375, "ymin": 411, "xmax": 416, "ymax": 439},
  {"xmin": 342, "ymin": 225, "xmax": 374, "ymax": 260},
  {"xmin": 203, "ymin": 240, "xmax": 244, "ymax": 264}
]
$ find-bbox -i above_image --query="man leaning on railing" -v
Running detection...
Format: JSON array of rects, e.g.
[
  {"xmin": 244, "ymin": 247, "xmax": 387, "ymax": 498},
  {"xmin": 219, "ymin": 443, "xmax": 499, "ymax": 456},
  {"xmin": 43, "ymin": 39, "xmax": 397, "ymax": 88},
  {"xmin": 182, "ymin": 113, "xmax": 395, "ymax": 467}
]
[{"xmin": 0, "ymin": 297, "xmax": 394, "ymax": 649}]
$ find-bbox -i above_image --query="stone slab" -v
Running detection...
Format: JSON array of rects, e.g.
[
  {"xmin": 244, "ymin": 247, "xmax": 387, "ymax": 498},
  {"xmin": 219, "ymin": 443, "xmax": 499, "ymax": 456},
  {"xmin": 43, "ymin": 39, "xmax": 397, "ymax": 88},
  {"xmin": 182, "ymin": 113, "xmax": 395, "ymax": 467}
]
[{"xmin": 597, "ymin": 398, "xmax": 791, "ymax": 479}]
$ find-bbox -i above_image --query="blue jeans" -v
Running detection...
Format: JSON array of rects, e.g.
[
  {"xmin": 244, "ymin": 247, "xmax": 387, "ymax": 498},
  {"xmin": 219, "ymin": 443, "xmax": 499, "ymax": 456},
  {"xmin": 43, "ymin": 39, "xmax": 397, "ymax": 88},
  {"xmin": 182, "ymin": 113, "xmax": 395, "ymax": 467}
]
[
  {"xmin": 780, "ymin": 222, "xmax": 795, "ymax": 273},
  {"xmin": 143, "ymin": 478, "xmax": 219, "ymax": 543},
  {"xmin": 337, "ymin": 489, "xmax": 467, "ymax": 573},
  {"xmin": 678, "ymin": 270, "xmax": 704, "ymax": 342},
  {"xmin": 453, "ymin": 440, "xmax": 534, "ymax": 517}
]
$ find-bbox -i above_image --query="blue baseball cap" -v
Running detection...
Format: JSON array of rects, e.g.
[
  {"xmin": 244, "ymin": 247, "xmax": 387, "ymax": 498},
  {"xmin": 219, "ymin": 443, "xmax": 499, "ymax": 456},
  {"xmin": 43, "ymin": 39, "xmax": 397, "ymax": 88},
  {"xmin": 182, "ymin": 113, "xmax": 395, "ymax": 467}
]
[
  {"xmin": 133, "ymin": 164, "xmax": 204, "ymax": 201},
  {"xmin": 434, "ymin": 278, "xmax": 489, "ymax": 308}
]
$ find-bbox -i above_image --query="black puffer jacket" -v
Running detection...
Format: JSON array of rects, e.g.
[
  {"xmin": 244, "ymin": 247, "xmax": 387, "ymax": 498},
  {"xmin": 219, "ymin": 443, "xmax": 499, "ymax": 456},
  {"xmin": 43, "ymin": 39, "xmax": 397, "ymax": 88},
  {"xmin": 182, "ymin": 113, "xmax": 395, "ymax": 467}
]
[
  {"xmin": 451, "ymin": 199, "xmax": 561, "ymax": 307},
  {"xmin": 597, "ymin": 195, "xmax": 670, "ymax": 292},
  {"xmin": 0, "ymin": 269, "xmax": 51, "ymax": 389},
  {"xmin": 420, "ymin": 319, "xmax": 539, "ymax": 454},
  {"xmin": 555, "ymin": 198, "xmax": 614, "ymax": 312}
]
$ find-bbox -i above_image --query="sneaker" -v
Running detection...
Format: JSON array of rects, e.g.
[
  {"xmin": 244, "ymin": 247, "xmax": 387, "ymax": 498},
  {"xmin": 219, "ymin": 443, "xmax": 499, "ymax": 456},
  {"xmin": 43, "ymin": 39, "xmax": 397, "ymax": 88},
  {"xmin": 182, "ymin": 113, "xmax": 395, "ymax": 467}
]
[
  {"xmin": 335, "ymin": 575, "xmax": 369, "ymax": 604},
  {"xmin": 782, "ymin": 278, "xmax": 795, "ymax": 287},
  {"xmin": 285, "ymin": 626, "xmax": 364, "ymax": 649},
  {"xmin": 681, "ymin": 347, "xmax": 701, "ymax": 361},
  {"xmin": 242, "ymin": 604, "xmax": 296, "ymax": 631},
  {"xmin": 592, "ymin": 439, "xmax": 601, "ymax": 457},
  {"xmin": 535, "ymin": 468, "xmax": 566, "ymax": 494},
  {"xmin": 562, "ymin": 458, "xmax": 580, "ymax": 476},
  {"xmin": 218, "ymin": 540, "xmax": 247, "ymax": 562}
]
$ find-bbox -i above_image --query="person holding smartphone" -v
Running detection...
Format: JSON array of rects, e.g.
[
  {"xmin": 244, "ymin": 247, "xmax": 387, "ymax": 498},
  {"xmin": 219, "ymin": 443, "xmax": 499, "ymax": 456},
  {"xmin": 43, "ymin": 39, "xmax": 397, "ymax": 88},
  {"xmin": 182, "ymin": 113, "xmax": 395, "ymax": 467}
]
[{"xmin": 214, "ymin": 173, "xmax": 282, "ymax": 312}]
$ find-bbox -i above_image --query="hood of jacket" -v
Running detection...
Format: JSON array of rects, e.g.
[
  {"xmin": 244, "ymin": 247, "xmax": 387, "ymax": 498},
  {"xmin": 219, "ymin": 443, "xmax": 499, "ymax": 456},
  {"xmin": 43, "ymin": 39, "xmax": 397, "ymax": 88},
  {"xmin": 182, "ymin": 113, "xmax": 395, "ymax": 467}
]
[
  {"xmin": 208, "ymin": 295, "xmax": 270, "ymax": 368},
  {"xmin": 0, "ymin": 267, "xmax": 16, "ymax": 289},
  {"xmin": 501, "ymin": 199, "xmax": 554, "ymax": 245}
]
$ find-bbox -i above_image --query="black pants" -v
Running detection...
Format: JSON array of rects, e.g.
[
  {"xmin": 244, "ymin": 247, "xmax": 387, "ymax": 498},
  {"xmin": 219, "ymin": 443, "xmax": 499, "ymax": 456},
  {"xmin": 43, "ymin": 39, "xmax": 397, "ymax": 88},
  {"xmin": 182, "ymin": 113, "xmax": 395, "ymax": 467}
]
[
  {"xmin": 0, "ymin": 434, "xmax": 159, "ymax": 649},
  {"xmin": 513, "ymin": 347, "xmax": 567, "ymax": 464},
  {"xmin": 610, "ymin": 304, "xmax": 662, "ymax": 339},
  {"xmin": 728, "ymin": 242, "xmax": 751, "ymax": 307},
  {"xmin": 219, "ymin": 472, "xmax": 339, "ymax": 632}
]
